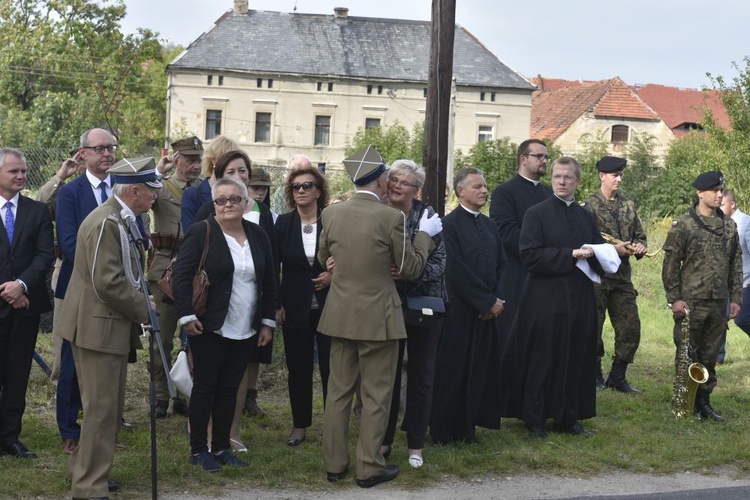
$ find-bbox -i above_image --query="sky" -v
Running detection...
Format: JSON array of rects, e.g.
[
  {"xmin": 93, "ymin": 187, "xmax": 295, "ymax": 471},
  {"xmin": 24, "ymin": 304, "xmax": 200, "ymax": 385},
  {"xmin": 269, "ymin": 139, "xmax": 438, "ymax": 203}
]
[{"xmin": 121, "ymin": 0, "xmax": 748, "ymax": 90}]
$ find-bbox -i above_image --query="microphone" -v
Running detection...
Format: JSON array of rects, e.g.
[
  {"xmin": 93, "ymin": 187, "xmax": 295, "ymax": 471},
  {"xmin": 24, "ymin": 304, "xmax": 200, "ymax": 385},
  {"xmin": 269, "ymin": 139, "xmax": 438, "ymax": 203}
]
[{"xmin": 120, "ymin": 209, "xmax": 144, "ymax": 245}]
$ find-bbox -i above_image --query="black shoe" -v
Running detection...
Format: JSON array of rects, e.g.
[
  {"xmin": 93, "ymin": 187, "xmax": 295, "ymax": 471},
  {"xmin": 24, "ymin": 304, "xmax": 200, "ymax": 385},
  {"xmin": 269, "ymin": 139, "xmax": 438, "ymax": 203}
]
[
  {"xmin": 0, "ymin": 441, "xmax": 37, "ymax": 459},
  {"xmin": 605, "ymin": 361, "xmax": 642, "ymax": 394},
  {"xmin": 154, "ymin": 399, "xmax": 169, "ymax": 419},
  {"xmin": 189, "ymin": 451, "xmax": 221, "ymax": 472},
  {"xmin": 595, "ymin": 359, "xmax": 606, "ymax": 389},
  {"xmin": 526, "ymin": 424, "xmax": 548, "ymax": 439},
  {"xmin": 213, "ymin": 450, "xmax": 248, "ymax": 467},
  {"xmin": 107, "ymin": 479, "xmax": 120, "ymax": 491},
  {"xmin": 696, "ymin": 393, "xmax": 723, "ymax": 421},
  {"xmin": 556, "ymin": 422, "xmax": 594, "ymax": 438},
  {"xmin": 327, "ymin": 469, "xmax": 348, "ymax": 483},
  {"xmin": 172, "ymin": 398, "xmax": 189, "ymax": 416},
  {"xmin": 356, "ymin": 464, "xmax": 399, "ymax": 488},
  {"xmin": 287, "ymin": 430, "xmax": 306, "ymax": 446}
]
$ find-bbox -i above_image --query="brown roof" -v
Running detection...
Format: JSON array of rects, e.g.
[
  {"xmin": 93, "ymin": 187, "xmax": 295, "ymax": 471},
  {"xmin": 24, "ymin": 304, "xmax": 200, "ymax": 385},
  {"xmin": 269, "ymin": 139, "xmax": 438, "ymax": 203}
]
[
  {"xmin": 634, "ymin": 84, "xmax": 731, "ymax": 137},
  {"xmin": 530, "ymin": 77, "xmax": 659, "ymax": 141}
]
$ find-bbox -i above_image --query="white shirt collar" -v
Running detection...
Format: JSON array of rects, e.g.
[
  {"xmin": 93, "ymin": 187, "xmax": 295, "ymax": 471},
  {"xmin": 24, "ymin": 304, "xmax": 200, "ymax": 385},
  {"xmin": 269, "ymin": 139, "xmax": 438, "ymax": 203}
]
[
  {"xmin": 0, "ymin": 192, "xmax": 20, "ymax": 208},
  {"xmin": 519, "ymin": 174, "xmax": 541, "ymax": 186},
  {"xmin": 554, "ymin": 194, "xmax": 576, "ymax": 207},
  {"xmin": 85, "ymin": 169, "xmax": 111, "ymax": 188}
]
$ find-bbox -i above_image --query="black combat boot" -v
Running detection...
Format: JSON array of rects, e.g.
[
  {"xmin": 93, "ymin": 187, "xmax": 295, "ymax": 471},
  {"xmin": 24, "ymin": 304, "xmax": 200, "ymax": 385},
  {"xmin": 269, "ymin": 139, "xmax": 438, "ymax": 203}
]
[
  {"xmin": 595, "ymin": 359, "xmax": 606, "ymax": 389},
  {"xmin": 605, "ymin": 360, "xmax": 642, "ymax": 394},
  {"xmin": 696, "ymin": 391, "xmax": 723, "ymax": 421}
]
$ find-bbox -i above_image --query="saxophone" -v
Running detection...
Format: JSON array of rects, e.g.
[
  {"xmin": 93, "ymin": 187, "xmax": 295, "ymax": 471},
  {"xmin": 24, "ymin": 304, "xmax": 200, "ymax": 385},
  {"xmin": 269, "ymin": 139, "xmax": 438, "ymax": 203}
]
[
  {"xmin": 670, "ymin": 307, "xmax": 709, "ymax": 418},
  {"xmin": 601, "ymin": 232, "xmax": 663, "ymax": 258}
]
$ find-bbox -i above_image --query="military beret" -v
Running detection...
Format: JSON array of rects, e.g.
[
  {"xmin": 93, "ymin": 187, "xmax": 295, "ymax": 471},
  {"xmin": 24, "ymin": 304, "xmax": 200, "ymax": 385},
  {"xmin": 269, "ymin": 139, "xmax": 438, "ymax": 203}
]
[
  {"xmin": 692, "ymin": 170, "xmax": 724, "ymax": 190},
  {"xmin": 108, "ymin": 157, "xmax": 163, "ymax": 188},
  {"xmin": 596, "ymin": 156, "xmax": 627, "ymax": 173},
  {"xmin": 343, "ymin": 145, "xmax": 387, "ymax": 186},
  {"xmin": 248, "ymin": 167, "xmax": 272, "ymax": 186},
  {"xmin": 171, "ymin": 136, "xmax": 203, "ymax": 156}
]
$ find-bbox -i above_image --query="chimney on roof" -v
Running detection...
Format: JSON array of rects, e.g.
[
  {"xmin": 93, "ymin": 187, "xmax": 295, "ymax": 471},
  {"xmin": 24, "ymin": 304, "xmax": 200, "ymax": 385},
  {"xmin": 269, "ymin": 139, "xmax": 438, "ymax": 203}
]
[
  {"xmin": 334, "ymin": 7, "xmax": 349, "ymax": 19},
  {"xmin": 234, "ymin": 0, "xmax": 248, "ymax": 15}
]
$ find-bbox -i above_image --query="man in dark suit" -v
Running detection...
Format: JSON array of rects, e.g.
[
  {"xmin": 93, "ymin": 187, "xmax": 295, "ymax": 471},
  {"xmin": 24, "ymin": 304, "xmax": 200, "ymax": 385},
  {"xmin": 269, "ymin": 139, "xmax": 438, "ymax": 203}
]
[
  {"xmin": 55, "ymin": 128, "xmax": 118, "ymax": 454},
  {"xmin": 318, "ymin": 146, "xmax": 441, "ymax": 488},
  {"xmin": 59, "ymin": 157, "xmax": 159, "ymax": 498},
  {"xmin": 0, "ymin": 148, "xmax": 55, "ymax": 458}
]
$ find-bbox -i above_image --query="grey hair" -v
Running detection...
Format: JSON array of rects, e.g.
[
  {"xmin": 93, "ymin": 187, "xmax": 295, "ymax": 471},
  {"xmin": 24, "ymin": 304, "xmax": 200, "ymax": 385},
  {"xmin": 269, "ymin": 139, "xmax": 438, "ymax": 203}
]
[
  {"xmin": 453, "ymin": 167, "xmax": 483, "ymax": 195},
  {"xmin": 80, "ymin": 128, "xmax": 115, "ymax": 148},
  {"xmin": 0, "ymin": 147, "xmax": 25, "ymax": 169},
  {"xmin": 212, "ymin": 176, "xmax": 248, "ymax": 200},
  {"xmin": 389, "ymin": 159, "xmax": 425, "ymax": 190},
  {"xmin": 288, "ymin": 153, "xmax": 312, "ymax": 171},
  {"xmin": 112, "ymin": 183, "xmax": 130, "ymax": 197},
  {"xmin": 551, "ymin": 156, "xmax": 582, "ymax": 179}
]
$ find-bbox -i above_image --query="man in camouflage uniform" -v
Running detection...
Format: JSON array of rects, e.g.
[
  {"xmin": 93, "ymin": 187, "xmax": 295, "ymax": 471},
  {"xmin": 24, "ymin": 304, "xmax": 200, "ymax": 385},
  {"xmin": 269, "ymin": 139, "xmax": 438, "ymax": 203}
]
[
  {"xmin": 582, "ymin": 156, "xmax": 647, "ymax": 393},
  {"xmin": 662, "ymin": 170, "xmax": 742, "ymax": 421},
  {"xmin": 148, "ymin": 136, "xmax": 204, "ymax": 418}
]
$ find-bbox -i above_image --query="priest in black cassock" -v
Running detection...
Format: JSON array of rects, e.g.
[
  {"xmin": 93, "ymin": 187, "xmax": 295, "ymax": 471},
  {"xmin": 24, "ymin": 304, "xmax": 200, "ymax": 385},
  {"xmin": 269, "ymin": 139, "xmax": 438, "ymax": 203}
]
[
  {"xmin": 500, "ymin": 156, "xmax": 608, "ymax": 439},
  {"xmin": 430, "ymin": 168, "xmax": 506, "ymax": 444}
]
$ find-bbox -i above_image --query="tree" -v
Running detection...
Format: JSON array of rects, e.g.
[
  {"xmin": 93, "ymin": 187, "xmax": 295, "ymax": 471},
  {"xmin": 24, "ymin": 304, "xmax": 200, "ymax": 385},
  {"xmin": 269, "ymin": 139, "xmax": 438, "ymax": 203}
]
[
  {"xmin": 453, "ymin": 137, "xmax": 518, "ymax": 191},
  {"xmin": 344, "ymin": 121, "xmax": 423, "ymax": 164}
]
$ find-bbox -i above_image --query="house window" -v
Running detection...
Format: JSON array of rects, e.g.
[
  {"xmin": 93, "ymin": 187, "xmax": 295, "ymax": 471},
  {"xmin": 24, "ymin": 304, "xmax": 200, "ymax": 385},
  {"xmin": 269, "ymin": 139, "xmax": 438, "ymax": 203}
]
[
  {"xmin": 480, "ymin": 92, "xmax": 486, "ymax": 101},
  {"xmin": 365, "ymin": 118, "xmax": 381, "ymax": 130},
  {"xmin": 490, "ymin": 92, "xmax": 496, "ymax": 102},
  {"xmin": 377, "ymin": 85, "xmax": 383, "ymax": 95},
  {"xmin": 205, "ymin": 110, "xmax": 222, "ymax": 139},
  {"xmin": 314, "ymin": 115, "xmax": 331, "ymax": 145},
  {"xmin": 478, "ymin": 125, "xmax": 494, "ymax": 143},
  {"xmin": 268, "ymin": 79, "xmax": 273, "ymax": 88},
  {"xmin": 611, "ymin": 125, "xmax": 629, "ymax": 143},
  {"xmin": 257, "ymin": 78, "xmax": 263, "ymax": 88},
  {"xmin": 218, "ymin": 76, "xmax": 224, "ymax": 86},
  {"xmin": 255, "ymin": 112, "xmax": 271, "ymax": 143},
  {"xmin": 367, "ymin": 84, "xmax": 373, "ymax": 95},
  {"xmin": 317, "ymin": 82, "xmax": 323, "ymax": 91},
  {"xmin": 423, "ymin": 88, "xmax": 428, "ymax": 98},
  {"xmin": 207, "ymin": 75, "xmax": 213, "ymax": 86},
  {"xmin": 327, "ymin": 82, "xmax": 334, "ymax": 92}
]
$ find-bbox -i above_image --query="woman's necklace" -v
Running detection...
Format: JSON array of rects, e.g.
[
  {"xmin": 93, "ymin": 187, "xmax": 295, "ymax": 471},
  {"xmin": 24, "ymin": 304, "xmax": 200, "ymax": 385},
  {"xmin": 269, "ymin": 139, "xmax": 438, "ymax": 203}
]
[{"xmin": 301, "ymin": 211, "xmax": 322, "ymax": 234}]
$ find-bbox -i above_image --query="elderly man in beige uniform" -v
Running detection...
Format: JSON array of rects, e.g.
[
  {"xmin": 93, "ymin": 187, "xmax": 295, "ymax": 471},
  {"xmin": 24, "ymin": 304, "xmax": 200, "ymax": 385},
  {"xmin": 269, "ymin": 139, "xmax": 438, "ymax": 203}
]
[{"xmin": 318, "ymin": 146, "xmax": 442, "ymax": 488}]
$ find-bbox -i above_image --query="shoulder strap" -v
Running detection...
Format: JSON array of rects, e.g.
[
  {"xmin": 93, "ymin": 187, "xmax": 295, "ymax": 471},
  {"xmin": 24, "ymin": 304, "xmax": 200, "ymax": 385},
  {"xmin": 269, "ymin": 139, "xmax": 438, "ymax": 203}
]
[
  {"xmin": 198, "ymin": 220, "xmax": 210, "ymax": 270},
  {"xmin": 163, "ymin": 178, "xmax": 184, "ymax": 201}
]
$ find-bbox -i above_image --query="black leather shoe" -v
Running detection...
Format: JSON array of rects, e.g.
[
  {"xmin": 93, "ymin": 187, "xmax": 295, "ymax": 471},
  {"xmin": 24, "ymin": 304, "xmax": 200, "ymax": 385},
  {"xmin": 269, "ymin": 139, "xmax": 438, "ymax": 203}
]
[
  {"xmin": 154, "ymin": 399, "xmax": 169, "ymax": 419},
  {"xmin": 172, "ymin": 398, "xmax": 189, "ymax": 417},
  {"xmin": 556, "ymin": 422, "xmax": 594, "ymax": 438},
  {"xmin": 108, "ymin": 479, "xmax": 120, "ymax": 491},
  {"xmin": 287, "ymin": 430, "xmax": 306, "ymax": 446},
  {"xmin": 326, "ymin": 469, "xmax": 348, "ymax": 483},
  {"xmin": 0, "ymin": 441, "xmax": 37, "ymax": 459},
  {"xmin": 527, "ymin": 425, "xmax": 548, "ymax": 439},
  {"xmin": 356, "ymin": 464, "xmax": 399, "ymax": 488}
]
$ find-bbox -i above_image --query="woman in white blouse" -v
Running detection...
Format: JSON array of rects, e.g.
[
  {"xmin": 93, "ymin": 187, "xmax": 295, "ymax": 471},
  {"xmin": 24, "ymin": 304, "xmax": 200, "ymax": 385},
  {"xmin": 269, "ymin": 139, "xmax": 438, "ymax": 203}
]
[{"xmin": 173, "ymin": 177, "xmax": 277, "ymax": 471}]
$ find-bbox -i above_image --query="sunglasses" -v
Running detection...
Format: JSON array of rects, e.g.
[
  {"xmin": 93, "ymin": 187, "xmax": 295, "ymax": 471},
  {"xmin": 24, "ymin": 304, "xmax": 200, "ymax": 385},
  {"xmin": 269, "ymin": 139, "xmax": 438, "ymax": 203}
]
[
  {"xmin": 291, "ymin": 181, "xmax": 316, "ymax": 191},
  {"xmin": 214, "ymin": 195, "xmax": 246, "ymax": 206}
]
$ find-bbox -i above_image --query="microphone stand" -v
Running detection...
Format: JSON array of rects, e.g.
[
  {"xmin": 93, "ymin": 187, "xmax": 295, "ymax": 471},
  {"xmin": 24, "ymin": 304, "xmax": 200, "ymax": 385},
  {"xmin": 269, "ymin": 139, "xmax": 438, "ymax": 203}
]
[{"xmin": 125, "ymin": 224, "xmax": 175, "ymax": 500}]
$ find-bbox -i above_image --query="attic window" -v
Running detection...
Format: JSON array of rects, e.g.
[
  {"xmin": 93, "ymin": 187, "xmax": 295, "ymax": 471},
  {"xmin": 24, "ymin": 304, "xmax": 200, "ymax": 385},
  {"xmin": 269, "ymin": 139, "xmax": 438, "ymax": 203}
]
[
  {"xmin": 327, "ymin": 82, "xmax": 334, "ymax": 92},
  {"xmin": 268, "ymin": 79, "xmax": 273, "ymax": 88},
  {"xmin": 218, "ymin": 76, "xmax": 224, "ymax": 86},
  {"xmin": 678, "ymin": 122, "xmax": 702, "ymax": 131},
  {"xmin": 423, "ymin": 88, "xmax": 428, "ymax": 98},
  {"xmin": 257, "ymin": 78, "xmax": 263, "ymax": 88},
  {"xmin": 317, "ymin": 82, "xmax": 323, "ymax": 92},
  {"xmin": 207, "ymin": 75, "xmax": 213, "ymax": 86},
  {"xmin": 611, "ymin": 125, "xmax": 629, "ymax": 143},
  {"xmin": 377, "ymin": 85, "xmax": 383, "ymax": 95},
  {"xmin": 480, "ymin": 92, "xmax": 486, "ymax": 101},
  {"xmin": 367, "ymin": 84, "xmax": 373, "ymax": 94},
  {"xmin": 491, "ymin": 92, "xmax": 496, "ymax": 102}
]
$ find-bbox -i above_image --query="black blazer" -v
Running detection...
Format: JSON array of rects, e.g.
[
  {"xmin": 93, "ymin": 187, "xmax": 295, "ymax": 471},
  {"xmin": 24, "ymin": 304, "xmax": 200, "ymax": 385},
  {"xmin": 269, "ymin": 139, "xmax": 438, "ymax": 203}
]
[
  {"xmin": 275, "ymin": 209, "xmax": 328, "ymax": 329},
  {"xmin": 0, "ymin": 195, "xmax": 55, "ymax": 318},
  {"xmin": 172, "ymin": 215, "xmax": 277, "ymax": 334}
]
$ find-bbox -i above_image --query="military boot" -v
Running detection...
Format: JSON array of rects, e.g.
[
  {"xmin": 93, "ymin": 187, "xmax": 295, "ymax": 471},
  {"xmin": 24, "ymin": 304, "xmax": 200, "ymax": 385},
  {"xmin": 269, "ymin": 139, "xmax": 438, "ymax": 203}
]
[
  {"xmin": 243, "ymin": 388, "xmax": 265, "ymax": 417},
  {"xmin": 696, "ymin": 391, "xmax": 723, "ymax": 421},
  {"xmin": 605, "ymin": 360, "xmax": 642, "ymax": 394},
  {"xmin": 595, "ymin": 359, "xmax": 606, "ymax": 389}
]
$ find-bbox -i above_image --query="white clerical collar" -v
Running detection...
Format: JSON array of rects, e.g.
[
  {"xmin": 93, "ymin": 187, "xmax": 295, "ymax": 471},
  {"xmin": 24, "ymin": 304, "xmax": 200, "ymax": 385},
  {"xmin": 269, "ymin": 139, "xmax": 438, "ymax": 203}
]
[
  {"xmin": 554, "ymin": 194, "xmax": 576, "ymax": 207},
  {"xmin": 355, "ymin": 189, "xmax": 383, "ymax": 201},
  {"xmin": 113, "ymin": 195, "xmax": 134, "ymax": 220},
  {"xmin": 460, "ymin": 204, "xmax": 481, "ymax": 217},
  {"xmin": 519, "ymin": 174, "xmax": 541, "ymax": 186},
  {"xmin": 86, "ymin": 169, "xmax": 111, "ymax": 189}
]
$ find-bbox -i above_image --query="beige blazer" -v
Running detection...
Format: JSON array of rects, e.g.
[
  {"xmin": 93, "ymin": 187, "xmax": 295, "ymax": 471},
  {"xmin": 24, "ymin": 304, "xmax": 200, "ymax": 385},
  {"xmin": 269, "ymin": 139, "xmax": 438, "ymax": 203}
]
[
  {"xmin": 58, "ymin": 198, "xmax": 148, "ymax": 355},
  {"xmin": 317, "ymin": 191, "xmax": 435, "ymax": 341}
]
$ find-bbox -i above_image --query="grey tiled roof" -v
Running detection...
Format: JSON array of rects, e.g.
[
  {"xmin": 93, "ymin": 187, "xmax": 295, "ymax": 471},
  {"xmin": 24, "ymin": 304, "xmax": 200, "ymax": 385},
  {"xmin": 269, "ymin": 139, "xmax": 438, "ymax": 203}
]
[{"xmin": 169, "ymin": 9, "xmax": 534, "ymax": 90}]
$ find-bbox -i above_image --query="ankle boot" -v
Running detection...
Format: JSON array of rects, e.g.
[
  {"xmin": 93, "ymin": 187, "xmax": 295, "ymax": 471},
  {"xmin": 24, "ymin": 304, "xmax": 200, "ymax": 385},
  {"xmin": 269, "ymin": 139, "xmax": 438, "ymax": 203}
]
[
  {"xmin": 243, "ymin": 388, "xmax": 265, "ymax": 417},
  {"xmin": 696, "ymin": 391, "xmax": 723, "ymax": 421},
  {"xmin": 605, "ymin": 360, "xmax": 642, "ymax": 394},
  {"xmin": 595, "ymin": 359, "xmax": 606, "ymax": 389}
]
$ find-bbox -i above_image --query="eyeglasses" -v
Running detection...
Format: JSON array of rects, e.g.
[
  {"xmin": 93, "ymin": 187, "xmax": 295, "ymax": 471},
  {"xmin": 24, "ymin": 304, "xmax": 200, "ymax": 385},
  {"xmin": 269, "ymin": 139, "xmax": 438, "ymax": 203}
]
[
  {"xmin": 291, "ymin": 181, "xmax": 316, "ymax": 191},
  {"xmin": 214, "ymin": 195, "xmax": 246, "ymax": 206},
  {"xmin": 82, "ymin": 145, "xmax": 117, "ymax": 154},
  {"xmin": 551, "ymin": 174, "xmax": 576, "ymax": 182},
  {"xmin": 525, "ymin": 153, "xmax": 550, "ymax": 161},
  {"xmin": 387, "ymin": 177, "xmax": 418, "ymax": 189}
]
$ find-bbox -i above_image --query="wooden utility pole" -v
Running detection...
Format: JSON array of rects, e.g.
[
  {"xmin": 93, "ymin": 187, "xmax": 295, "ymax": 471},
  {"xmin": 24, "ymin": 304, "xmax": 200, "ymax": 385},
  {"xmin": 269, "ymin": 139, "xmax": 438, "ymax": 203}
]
[{"xmin": 422, "ymin": 0, "xmax": 456, "ymax": 216}]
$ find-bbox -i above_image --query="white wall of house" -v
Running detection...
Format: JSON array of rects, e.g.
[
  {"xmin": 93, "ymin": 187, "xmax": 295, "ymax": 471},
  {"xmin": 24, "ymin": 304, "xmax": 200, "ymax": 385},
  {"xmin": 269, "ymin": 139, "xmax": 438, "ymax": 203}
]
[
  {"xmin": 167, "ymin": 70, "xmax": 532, "ymax": 166},
  {"xmin": 553, "ymin": 114, "xmax": 675, "ymax": 158}
]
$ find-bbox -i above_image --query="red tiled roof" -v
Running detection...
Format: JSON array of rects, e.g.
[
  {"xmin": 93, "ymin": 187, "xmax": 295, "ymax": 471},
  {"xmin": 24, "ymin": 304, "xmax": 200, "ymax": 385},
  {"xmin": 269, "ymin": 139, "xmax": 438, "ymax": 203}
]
[
  {"xmin": 530, "ymin": 77, "xmax": 659, "ymax": 141},
  {"xmin": 634, "ymin": 84, "xmax": 731, "ymax": 137}
]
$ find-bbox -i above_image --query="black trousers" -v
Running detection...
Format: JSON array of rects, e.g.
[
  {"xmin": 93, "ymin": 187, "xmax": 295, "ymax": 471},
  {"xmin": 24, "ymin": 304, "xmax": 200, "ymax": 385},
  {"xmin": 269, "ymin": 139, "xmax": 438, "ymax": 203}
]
[
  {"xmin": 283, "ymin": 308, "xmax": 331, "ymax": 428},
  {"xmin": 383, "ymin": 318, "xmax": 443, "ymax": 450},
  {"xmin": 0, "ymin": 312, "xmax": 41, "ymax": 445},
  {"xmin": 188, "ymin": 332, "xmax": 252, "ymax": 454}
]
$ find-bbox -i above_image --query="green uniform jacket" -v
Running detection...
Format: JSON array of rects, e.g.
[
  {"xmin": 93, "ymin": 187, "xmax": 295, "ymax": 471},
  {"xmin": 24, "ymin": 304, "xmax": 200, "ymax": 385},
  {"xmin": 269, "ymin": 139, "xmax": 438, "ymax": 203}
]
[
  {"xmin": 662, "ymin": 207, "xmax": 742, "ymax": 305},
  {"xmin": 582, "ymin": 191, "xmax": 647, "ymax": 282},
  {"xmin": 147, "ymin": 177, "xmax": 190, "ymax": 280}
]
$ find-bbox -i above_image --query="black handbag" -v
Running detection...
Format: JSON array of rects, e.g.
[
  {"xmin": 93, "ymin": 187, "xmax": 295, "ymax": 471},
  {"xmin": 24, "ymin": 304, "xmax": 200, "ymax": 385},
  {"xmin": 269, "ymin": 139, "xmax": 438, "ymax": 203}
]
[{"xmin": 403, "ymin": 295, "xmax": 445, "ymax": 328}]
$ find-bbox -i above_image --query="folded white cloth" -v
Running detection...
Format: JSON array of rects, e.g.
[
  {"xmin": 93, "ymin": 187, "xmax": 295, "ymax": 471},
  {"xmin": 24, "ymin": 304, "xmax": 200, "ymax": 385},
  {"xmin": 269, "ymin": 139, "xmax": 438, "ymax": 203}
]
[{"xmin": 576, "ymin": 243, "xmax": 621, "ymax": 283}]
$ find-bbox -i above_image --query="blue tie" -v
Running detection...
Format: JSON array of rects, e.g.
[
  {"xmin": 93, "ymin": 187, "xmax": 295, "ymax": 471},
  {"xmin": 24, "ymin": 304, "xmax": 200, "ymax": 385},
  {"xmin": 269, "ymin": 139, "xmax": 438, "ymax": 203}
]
[
  {"xmin": 4, "ymin": 201, "xmax": 14, "ymax": 245},
  {"xmin": 99, "ymin": 182, "xmax": 109, "ymax": 203}
]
